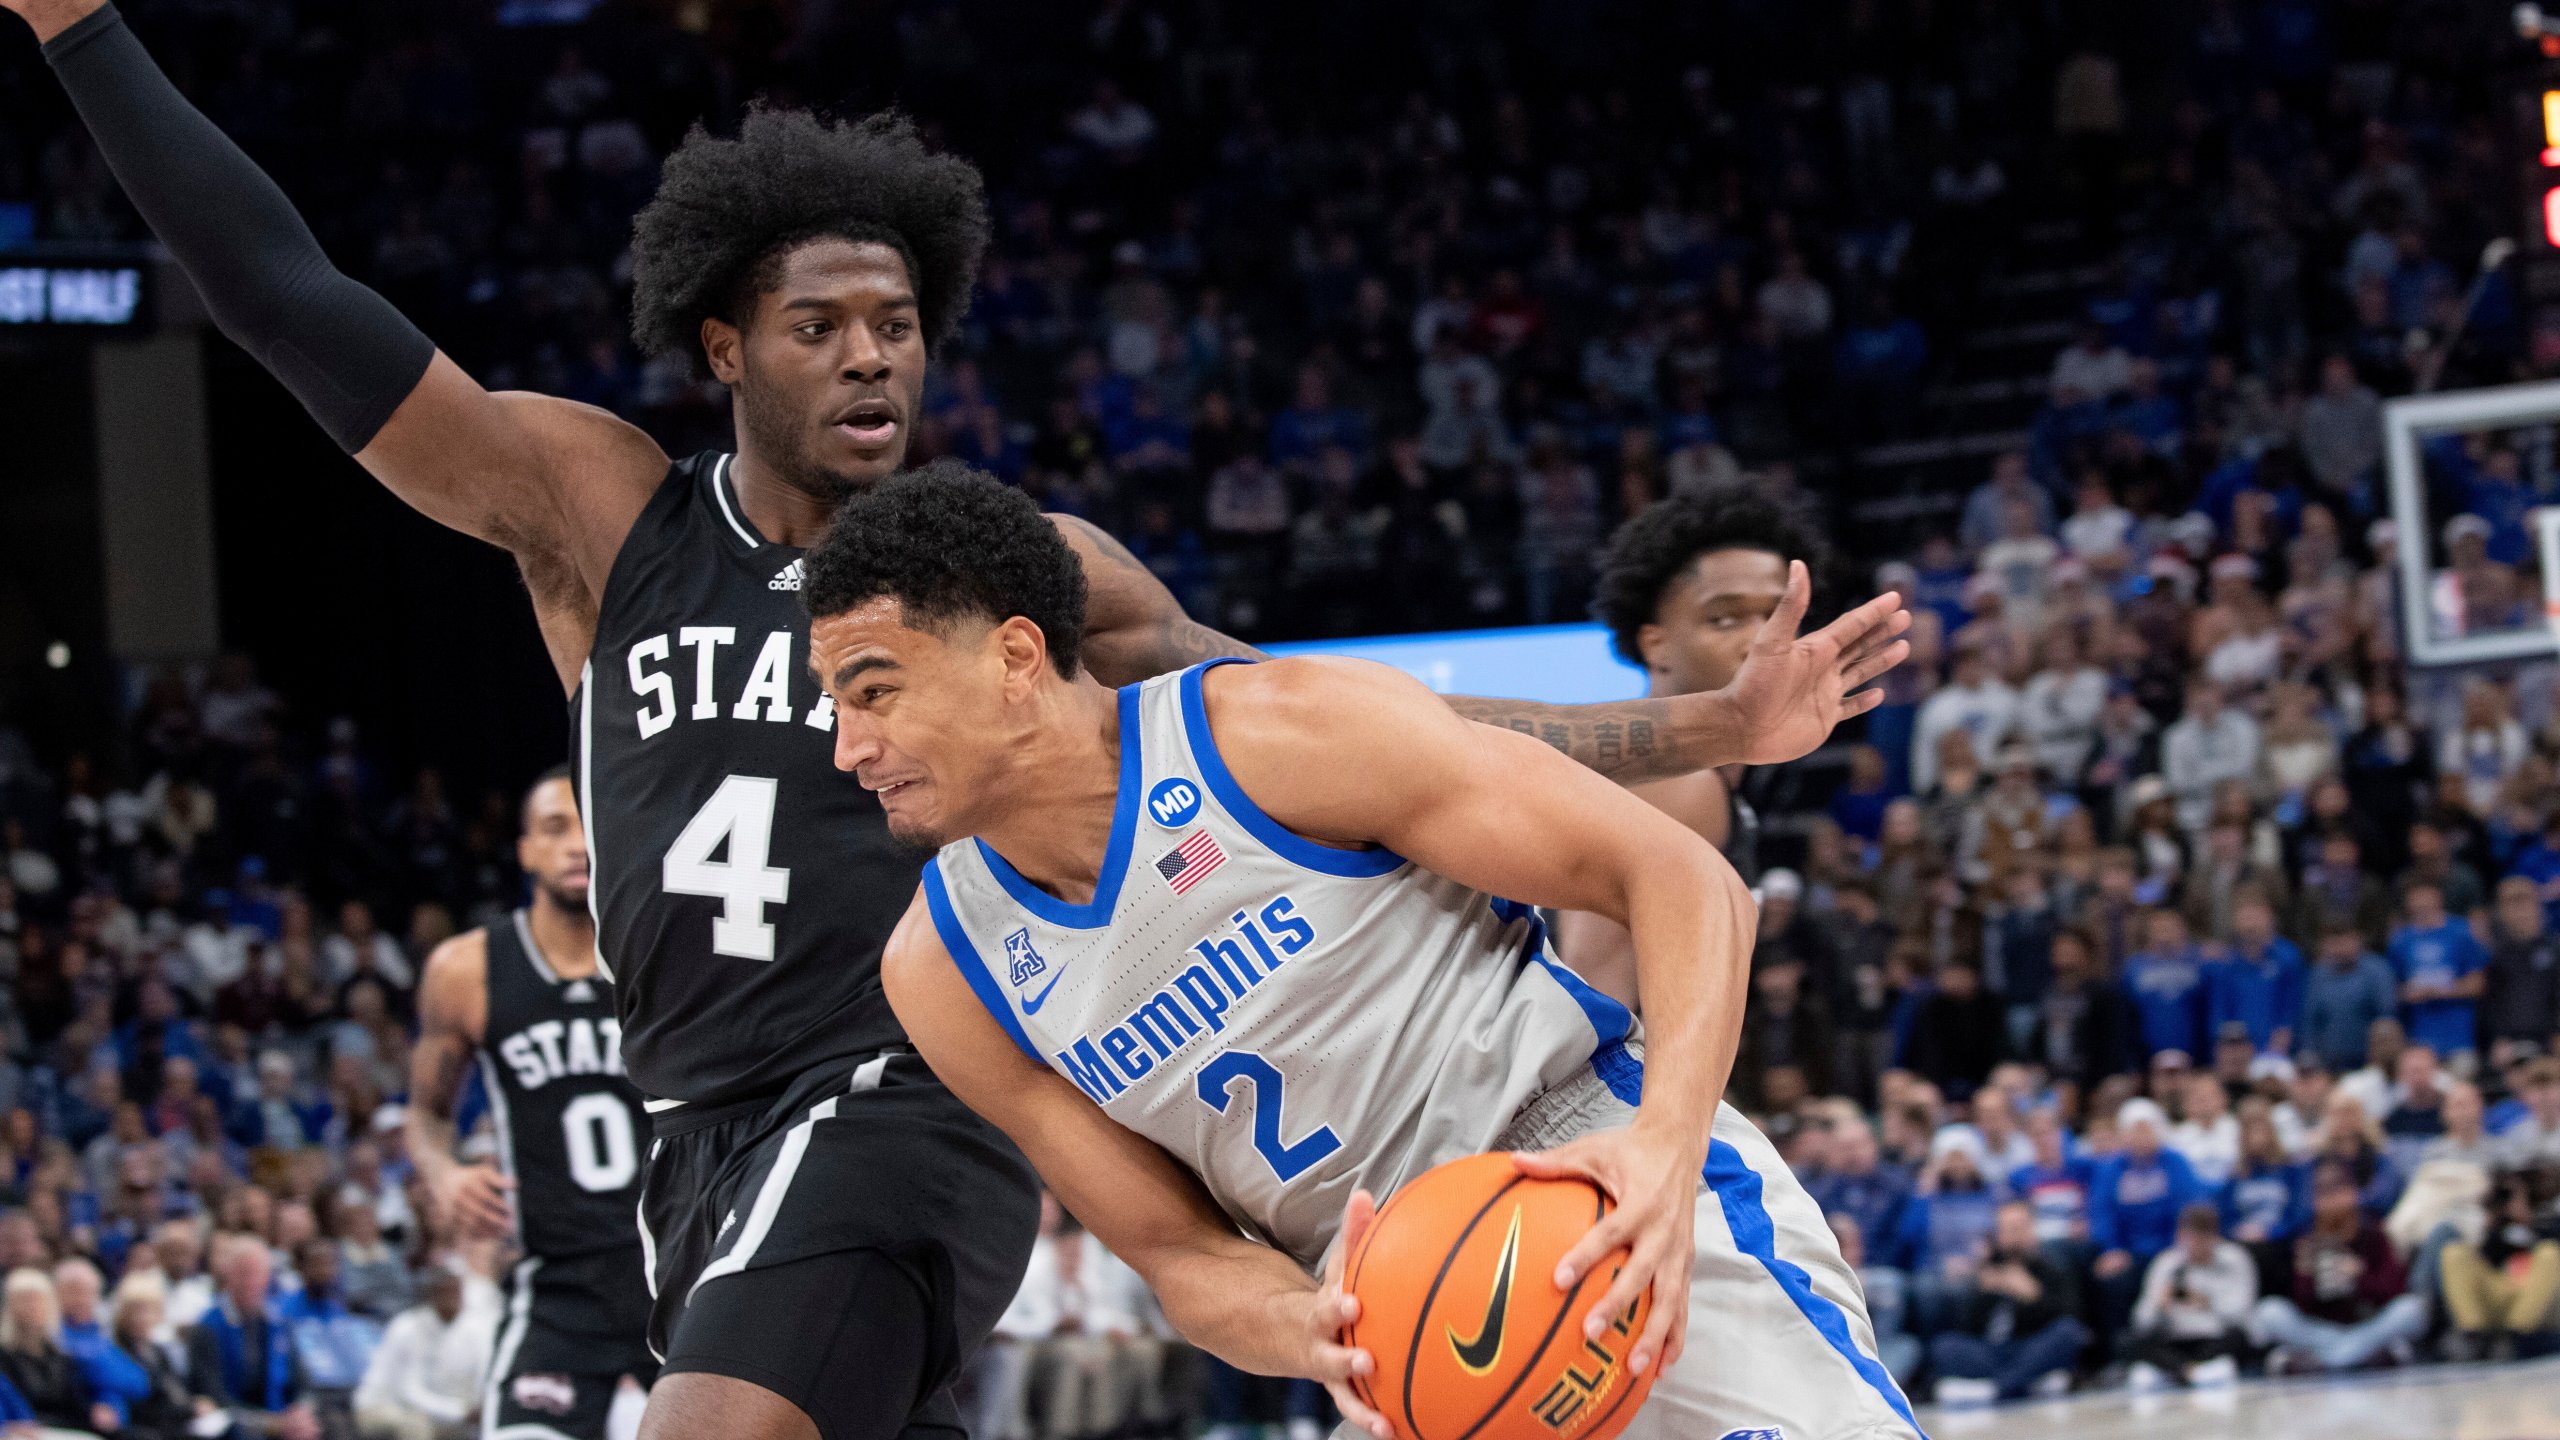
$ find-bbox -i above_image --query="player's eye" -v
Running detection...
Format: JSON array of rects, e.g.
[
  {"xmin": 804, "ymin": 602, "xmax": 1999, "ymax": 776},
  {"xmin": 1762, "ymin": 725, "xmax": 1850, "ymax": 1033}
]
[
  {"xmin": 796, "ymin": 321, "xmax": 832, "ymax": 339},
  {"xmin": 862, "ymin": 685, "xmax": 893, "ymax": 706},
  {"xmin": 882, "ymin": 319, "xmax": 914, "ymax": 340}
]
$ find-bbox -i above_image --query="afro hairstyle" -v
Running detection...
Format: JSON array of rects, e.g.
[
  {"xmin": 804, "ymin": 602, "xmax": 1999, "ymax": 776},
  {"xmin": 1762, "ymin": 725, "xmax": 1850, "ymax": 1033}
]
[
  {"xmin": 1590, "ymin": 482, "xmax": 1833, "ymax": 668},
  {"xmin": 629, "ymin": 106, "xmax": 989, "ymax": 363},
  {"xmin": 801, "ymin": 459, "xmax": 1089, "ymax": 678}
]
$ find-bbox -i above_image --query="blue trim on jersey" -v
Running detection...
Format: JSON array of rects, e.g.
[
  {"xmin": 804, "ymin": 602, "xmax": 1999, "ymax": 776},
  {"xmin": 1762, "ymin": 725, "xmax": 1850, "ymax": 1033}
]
[
  {"xmin": 1532, "ymin": 953, "xmax": 1634, "ymax": 1048},
  {"xmin": 971, "ymin": 683, "xmax": 1148, "ymax": 930},
  {"xmin": 922, "ymin": 862, "xmax": 1044, "ymax": 1064},
  {"xmin": 1177, "ymin": 659, "xmax": 1407, "ymax": 878},
  {"xmin": 1589, "ymin": 1050, "xmax": 1925, "ymax": 1437}
]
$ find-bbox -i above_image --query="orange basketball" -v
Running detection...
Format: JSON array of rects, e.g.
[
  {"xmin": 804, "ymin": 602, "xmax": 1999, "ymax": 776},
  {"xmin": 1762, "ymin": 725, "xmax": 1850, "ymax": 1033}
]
[{"xmin": 1344, "ymin": 1153, "xmax": 1657, "ymax": 1440}]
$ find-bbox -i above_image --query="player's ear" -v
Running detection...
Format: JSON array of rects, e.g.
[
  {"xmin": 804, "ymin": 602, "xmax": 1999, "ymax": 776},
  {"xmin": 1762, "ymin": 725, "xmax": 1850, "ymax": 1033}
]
[
  {"xmin": 1634, "ymin": 621, "xmax": 1669, "ymax": 674},
  {"xmin": 993, "ymin": 616, "xmax": 1049, "ymax": 696},
  {"xmin": 701, "ymin": 316, "xmax": 744, "ymax": 385}
]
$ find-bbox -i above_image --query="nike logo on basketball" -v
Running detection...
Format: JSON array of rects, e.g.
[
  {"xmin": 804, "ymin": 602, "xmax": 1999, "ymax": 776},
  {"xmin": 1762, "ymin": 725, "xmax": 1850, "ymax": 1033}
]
[{"xmin": 1448, "ymin": 1206, "xmax": 1523, "ymax": 1375}]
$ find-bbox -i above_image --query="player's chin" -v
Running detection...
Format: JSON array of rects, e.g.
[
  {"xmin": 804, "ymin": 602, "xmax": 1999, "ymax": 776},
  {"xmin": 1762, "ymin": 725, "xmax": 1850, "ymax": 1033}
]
[
  {"xmin": 823, "ymin": 432, "xmax": 907, "ymax": 488},
  {"xmin": 880, "ymin": 805, "xmax": 948, "ymax": 854}
]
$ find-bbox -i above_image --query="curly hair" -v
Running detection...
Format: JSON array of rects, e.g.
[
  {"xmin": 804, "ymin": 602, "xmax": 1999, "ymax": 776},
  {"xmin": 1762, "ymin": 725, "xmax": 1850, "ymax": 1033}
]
[
  {"xmin": 801, "ymin": 460, "xmax": 1088, "ymax": 677},
  {"xmin": 1590, "ymin": 483, "xmax": 1832, "ymax": 667},
  {"xmin": 629, "ymin": 106, "xmax": 989, "ymax": 362}
]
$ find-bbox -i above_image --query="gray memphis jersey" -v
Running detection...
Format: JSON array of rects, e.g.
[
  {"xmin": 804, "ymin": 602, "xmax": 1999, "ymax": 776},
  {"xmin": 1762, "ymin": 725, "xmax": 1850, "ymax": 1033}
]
[{"xmin": 922, "ymin": 659, "xmax": 1635, "ymax": 1270}]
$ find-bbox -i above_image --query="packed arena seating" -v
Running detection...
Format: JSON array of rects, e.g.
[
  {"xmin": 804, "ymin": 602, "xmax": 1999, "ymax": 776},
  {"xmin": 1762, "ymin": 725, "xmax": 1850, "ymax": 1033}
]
[{"xmin": 3, "ymin": 0, "xmax": 2559, "ymax": 1435}]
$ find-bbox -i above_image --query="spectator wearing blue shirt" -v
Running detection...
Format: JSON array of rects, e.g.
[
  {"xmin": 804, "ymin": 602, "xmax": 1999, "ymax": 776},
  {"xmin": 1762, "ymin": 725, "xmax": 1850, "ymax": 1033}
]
[
  {"xmin": 1808, "ymin": 1119, "xmax": 1914, "ymax": 1271},
  {"xmin": 2010, "ymin": 1108, "xmax": 2094, "ymax": 1250},
  {"xmin": 2090, "ymin": 1099, "xmax": 2207, "ymax": 1336},
  {"xmin": 2207, "ymin": 893, "xmax": 2305, "ymax": 1054},
  {"xmin": 52, "ymin": 1258, "xmax": 150, "ymax": 1430},
  {"xmin": 2300, "ymin": 923, "xmax": 2401, "ymax": 1073},
  {"xmin": 1899, "ymin": 1129, "xmax": 2010, "ymax": 1334},
  {"xmin": 2388, "ymin": 882, "xmax": 2488, "ymax": 1061},
  {"xmin": 276, "ymin": 1241, "xmax": 380, "ymax": 1399},
  {"xmin": 2221, "ymin": 1107, "xmax": 2312, "ymax": 1253},
  {"xmin": 1265, "ymin": 366, "xmax": 1370, "ymax": 468},
  {"xmin": 2124, "ymin": 910, "xmax": 2211, "ymax": 1061}
]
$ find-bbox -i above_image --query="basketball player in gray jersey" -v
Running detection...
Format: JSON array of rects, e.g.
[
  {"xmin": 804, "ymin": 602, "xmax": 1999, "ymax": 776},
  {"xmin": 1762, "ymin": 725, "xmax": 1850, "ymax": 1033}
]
[{"xmin": 807, "ymin": 468, "xmax": 1923, "ymax": 1440}]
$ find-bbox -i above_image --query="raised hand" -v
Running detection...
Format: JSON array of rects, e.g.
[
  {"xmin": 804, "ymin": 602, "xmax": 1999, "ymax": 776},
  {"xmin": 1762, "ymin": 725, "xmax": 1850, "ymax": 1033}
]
[{"xmin": 1715, "ymin": 562, "xmax": 1909, "ymax": 767}]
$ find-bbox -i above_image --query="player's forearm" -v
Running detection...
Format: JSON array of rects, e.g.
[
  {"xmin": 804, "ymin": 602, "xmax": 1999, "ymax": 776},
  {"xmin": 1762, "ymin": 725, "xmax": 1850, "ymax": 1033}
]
[
  {"xmin": 1139, "ymin": 1235, "xmax": 1330, "ymax": 1377},
  {"xmin": 1443, "ymin": 693, "xmax": 1740, "ymax": 784},
  {"xmin": 40, "ymin": 4, "xmax": 432, "ymax": 451},
  {"xmin": 1622, "ymin": 853, "xmax": 1753, "ymax": 1148},
  {"xmin": 405, "ymin": 1112, "xmax": 462, "ymax": 1189}
]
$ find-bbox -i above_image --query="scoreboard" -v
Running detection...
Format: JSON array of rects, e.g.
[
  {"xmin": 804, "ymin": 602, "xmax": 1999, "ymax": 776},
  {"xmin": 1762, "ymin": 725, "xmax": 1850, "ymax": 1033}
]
[{"xmin": 0, "ymin": 253, "xmax": 151, "ymax": 333}]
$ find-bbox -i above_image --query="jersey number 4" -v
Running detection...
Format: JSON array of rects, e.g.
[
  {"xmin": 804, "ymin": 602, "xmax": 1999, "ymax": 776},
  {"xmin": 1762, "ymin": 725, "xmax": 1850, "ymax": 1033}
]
[{"xmin": 662, "ymin": 776, "xmax": 793, "ymax": 961}]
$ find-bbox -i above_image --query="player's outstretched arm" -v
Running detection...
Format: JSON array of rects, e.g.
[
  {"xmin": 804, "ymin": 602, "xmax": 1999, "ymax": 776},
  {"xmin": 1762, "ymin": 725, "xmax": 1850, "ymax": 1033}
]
[
  {"xmin": 1203, "ymin": 656, "xmax": 1764, "ymax": 1376},
  {"xmin": 881, "ymin": 892, "xmax": 1380, "ymax": 1402},
  {"xmin": 10, "ymin": 0, "xmax": 663, "ymax": 576},
  {"xmin": 1444, "ymin": 563, "xmax": 1908, "ymax": 779},
  {"xmin": 1063, "ymin": 524, "xmax": 1906, "ymax": 782},
  {"xmin": 406, "ymin": 932, "xmax": 516, "ymax": 1241}
]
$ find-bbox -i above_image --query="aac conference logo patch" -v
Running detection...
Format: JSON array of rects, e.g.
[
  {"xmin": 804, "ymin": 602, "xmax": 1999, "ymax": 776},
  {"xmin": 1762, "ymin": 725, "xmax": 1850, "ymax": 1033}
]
[{"xmin": 1147, "ymin": 777, "xmax": 1202, "ymax": 829}]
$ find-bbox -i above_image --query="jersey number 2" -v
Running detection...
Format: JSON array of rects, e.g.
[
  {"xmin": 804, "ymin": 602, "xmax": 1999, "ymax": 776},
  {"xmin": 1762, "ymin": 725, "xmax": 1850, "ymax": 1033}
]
[
  {"xmin": 662, "ymin": 776, "xmax": 792, "ymax": 961},
  {"xmin": 1196, "ymin": 1052, "xmax": 1342, "ymax": 1183}
]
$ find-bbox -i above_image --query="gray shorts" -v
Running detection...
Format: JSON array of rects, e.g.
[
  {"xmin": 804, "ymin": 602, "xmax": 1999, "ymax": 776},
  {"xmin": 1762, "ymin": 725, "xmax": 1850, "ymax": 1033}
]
[{"xmin": 1470, "ymin": 1059, "xmax": 1928, "ymax": 1440}]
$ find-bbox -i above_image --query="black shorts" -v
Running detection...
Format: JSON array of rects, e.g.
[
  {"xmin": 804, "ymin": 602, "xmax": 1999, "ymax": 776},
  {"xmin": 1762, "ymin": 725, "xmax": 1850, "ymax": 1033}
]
[
  {"xmin": 487, "ymin": 1247, "xmax": 660, "ymax": 1440},
  {"xmin": 640, "ymin": 1050, "xmax": 1040, "ymax": 1439}
]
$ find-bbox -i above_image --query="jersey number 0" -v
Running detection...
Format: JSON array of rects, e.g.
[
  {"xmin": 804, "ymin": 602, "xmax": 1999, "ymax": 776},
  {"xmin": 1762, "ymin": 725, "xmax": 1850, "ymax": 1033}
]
[{"xmin": 662, "ymin": 775, "xmax": 793, "ymax": 960}]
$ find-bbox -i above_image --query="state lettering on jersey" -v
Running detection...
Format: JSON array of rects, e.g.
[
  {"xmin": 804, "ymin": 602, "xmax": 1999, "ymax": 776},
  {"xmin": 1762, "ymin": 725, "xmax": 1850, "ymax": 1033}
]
[
  {"xmin": 1054, "ymin": 896, "xmax": 1317, "ymax": 1104},
  {"xmin": 623, "ymin": 628, "xmax": 835, "ymax": 739},
  {"xmin": 497, "ymin": 1017, "xmax": 628, "ymax": 1091}
]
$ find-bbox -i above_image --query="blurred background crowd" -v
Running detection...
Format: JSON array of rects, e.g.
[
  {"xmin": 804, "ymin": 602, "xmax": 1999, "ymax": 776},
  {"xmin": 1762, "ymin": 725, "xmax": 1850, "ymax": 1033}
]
[{"xmin": 5, "ymin": 0, "xmax": 2560, "ymax": 1433}]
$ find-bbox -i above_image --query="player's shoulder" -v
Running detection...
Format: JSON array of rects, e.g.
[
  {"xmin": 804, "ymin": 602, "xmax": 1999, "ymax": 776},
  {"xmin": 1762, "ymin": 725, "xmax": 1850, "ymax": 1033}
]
[
  {"xmin": 1198, "ymin": 654, "xmax": 1434, "ymax": 731},
  {"xmin": 419, "ymin": 926, "xmax": 493, "ymax": 993}
]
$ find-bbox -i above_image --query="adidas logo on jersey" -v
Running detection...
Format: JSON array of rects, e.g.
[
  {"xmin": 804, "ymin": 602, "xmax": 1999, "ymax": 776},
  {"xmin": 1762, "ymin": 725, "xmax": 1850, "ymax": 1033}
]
[{"xmin": 769, "ymin": 560, "xmax": 805, "ymax": 591}]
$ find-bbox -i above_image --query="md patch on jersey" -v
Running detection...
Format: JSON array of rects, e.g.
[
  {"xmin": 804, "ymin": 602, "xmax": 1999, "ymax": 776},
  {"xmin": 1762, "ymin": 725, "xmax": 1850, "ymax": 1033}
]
[{"xmin": 1146, "ymin": 776, "xmax": 1202, "ymax": 828}]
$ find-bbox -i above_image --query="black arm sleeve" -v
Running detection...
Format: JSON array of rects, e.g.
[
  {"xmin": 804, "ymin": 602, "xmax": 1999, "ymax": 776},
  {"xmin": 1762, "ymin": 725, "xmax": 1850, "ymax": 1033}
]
[{"xmin": 43, "ymin": 4, "xmax": 435, "ymax": 452}]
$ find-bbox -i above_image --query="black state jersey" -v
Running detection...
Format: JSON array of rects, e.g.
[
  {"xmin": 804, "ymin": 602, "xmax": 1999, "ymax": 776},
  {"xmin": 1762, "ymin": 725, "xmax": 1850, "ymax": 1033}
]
[
  {"xmin": 574, "ymin": 453, "xmax": 918, "ymax": 1106},
  {"xmin": 480, "ymin": 910, "xmax": 646, "ymax": 1259}
]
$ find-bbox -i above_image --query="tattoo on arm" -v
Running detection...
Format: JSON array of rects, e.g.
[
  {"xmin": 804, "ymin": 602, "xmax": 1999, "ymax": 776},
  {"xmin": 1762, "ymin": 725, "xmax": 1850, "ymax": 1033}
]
[{"xmin": 1447, "ymin": 697, "xmax": 1679, "ymax": 780}]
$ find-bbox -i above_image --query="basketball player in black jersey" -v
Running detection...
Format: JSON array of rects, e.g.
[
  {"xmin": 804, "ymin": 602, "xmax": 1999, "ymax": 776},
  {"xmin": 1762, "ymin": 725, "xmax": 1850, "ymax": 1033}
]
[
  {"xmin": 15, "ymin": 3, "xmax": 1910, "ymax": 1434},
  {"xmin": 1560, "ymin": 484, "xmax": 1835, "ymax": 1009},
  {"xmin": 410, "ymin": 767, "xmax": 655, "ymax": 1440}
]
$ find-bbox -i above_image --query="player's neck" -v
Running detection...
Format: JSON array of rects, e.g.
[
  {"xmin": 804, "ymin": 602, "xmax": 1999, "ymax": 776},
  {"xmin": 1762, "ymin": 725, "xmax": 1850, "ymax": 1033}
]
[
  {"xmin": 974, "ymin": 679, "xmax": 1126, "ymax": 906},
  {"xmin": 526, "ymin": 896, "xmax": 600, "ymax": 980},
  {"xmin": 727, "ymin": 447, "xmax": 846, "ymax": 550}
]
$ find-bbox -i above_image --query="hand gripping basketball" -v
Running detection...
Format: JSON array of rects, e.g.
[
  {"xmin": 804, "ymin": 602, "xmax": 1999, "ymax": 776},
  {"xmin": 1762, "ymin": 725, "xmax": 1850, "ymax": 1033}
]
[{"xmin": 1337, "ymin": 1144, "xmax": 1688, "ymax": 1440}]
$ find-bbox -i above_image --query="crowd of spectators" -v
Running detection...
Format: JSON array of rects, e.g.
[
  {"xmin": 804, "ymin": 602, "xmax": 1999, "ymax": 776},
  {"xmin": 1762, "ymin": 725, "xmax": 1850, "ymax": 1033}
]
[
  {"xmin": 6, "ymin": 0, "xmax": 2560, "ymax": 1431},
  {"xmin": 2, "ymin": 0, "xmax": 2535, "ymax": 641}
]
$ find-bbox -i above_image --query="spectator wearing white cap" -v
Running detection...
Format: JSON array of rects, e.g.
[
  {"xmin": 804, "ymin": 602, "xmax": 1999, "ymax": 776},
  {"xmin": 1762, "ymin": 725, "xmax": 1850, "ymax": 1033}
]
[{"xmin": 2089, "ymin": 1098, "xmax": 2209, "ymax": 1335}]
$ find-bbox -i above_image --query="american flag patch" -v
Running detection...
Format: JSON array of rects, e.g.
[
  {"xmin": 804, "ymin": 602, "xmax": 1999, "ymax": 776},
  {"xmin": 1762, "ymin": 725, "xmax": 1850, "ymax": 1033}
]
[{"xmin": 1154, "ymin": 830, "xmax": 1227, "ymax": 894}]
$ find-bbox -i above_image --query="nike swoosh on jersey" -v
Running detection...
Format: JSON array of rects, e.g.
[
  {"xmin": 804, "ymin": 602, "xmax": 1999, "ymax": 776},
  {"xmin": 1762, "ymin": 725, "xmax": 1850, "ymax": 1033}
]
[
  {"xmin": 1019, "ymin": 963, "xmax": 1073, "ymax": 1015},
  {"xmin": 1448, "ymin": 1205, "xmax": 1524, "ymax": 1375}
]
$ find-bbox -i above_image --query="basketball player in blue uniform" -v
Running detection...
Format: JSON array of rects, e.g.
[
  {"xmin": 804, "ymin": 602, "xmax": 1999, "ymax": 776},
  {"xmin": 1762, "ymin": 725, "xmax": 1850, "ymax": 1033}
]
[
  {"xmin": 806, "ymin": 467, "xmax": 1925, "ymax": 1440},
  {"xmin": 13, "ymin": 1, "xmax": 1907, "ymax": 1432}
]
